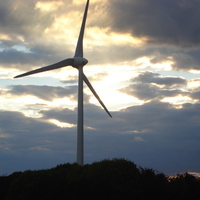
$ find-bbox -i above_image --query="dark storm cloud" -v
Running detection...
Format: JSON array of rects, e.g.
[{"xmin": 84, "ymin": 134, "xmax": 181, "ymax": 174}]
[
  {"xmin": 0, "ymin": 100, "xmax": 200, "ymax": 175},
  {"xmin": 39, "ymin": 103, "xmax": 113, "ymax": 128},
  {"xmin": 0, "ymin": 0, "xmax": 170, "ymax": 69},
  {"xmin": 0, "ymin": 48, "xmax": 41, "ymax": 68},
  {"xmin": 6, "ymin": 84, "xmax": 91, "ymax": 103},
  {"xmin": 119, "ymin": 71, "xmax": 188, "ymax": 100},
  {"xmin": 118, "ymin": 101, "xmax": 200, "ymax": 135},
  {"xmin": 0, "ymin": 0, "xmax": 75, "ymax": 69},
  {"xmin": 133, "ymin": 71, "xmax": 187, "ymax": 87},
  {"xmin": 0, "ymin": 42, "xmax": 75, "ymax": 71},
  {"xmin": 190, "ymin": 89, "xmax": 200, "ymax": 100},
  {"xmin": 171, "ymin": 50, "xmax": 200, "ymax": 71},
  {"xmin": 120, "ymin": 83, "xmax": 187, "ymax": 101},
  {"xmin": 0, "ymin": 110, "xmax": 55, "ymax": 136},
  {"xmin": 1, "ymin": 0, "xmax": 200, "ymax": 72},
  {"xmin": 118, "ymin": 102, "xmax": 200, "ymax": 174},
  {"xmin": 0, "ymin": 110, "xmax": 76, "ymax": 174},
  {"xmin": 105, "ymin": 0, "xmax": 200, "ymax": 71},
  {"xmin": 7, "ymin": 85, "xmax": 77, "ymax": 101},
  {"xmin": 0, "ymin": 0, "xmax": 54, "ymax": 40},
  {"xmin": 109, "ymin": 0, "xmax": 200, "ymax": 48},
  {"xmin": 39, "ymin": 107, "xmax": 76, "ymax": 125}
]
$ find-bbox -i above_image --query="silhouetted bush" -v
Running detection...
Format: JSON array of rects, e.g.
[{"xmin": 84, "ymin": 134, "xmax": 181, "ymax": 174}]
[
  {"xmin": 0, "ymin": 158, "xmax": 199, "ymax": 200},
  {"xmin": 169, "ymin": 173, "xmax": 200, "ymax": 200}
]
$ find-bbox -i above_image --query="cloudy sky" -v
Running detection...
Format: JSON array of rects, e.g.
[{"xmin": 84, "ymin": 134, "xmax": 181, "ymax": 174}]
[{"xmin": 0, "ymin": 0, "xmax": 200, "ymax": 176}]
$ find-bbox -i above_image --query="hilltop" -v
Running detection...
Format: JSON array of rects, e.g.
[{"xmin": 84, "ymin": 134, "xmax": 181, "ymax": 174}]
[{"xmin": 0, "ymin": 158, "xmax": 199, "ymax": 200}]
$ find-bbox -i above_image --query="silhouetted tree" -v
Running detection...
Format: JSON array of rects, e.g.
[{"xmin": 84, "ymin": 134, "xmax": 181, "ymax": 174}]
[
  {"xmin": 0, "ymin": 159, "xmax": 199, "ymax": 200},
  {"xmin": 139, "ymin": 168, "xmax": 169, "ymax": 200},
  {"xmin": 0, "ymin": 172, "xmax": 22, "ymax": 199},
  {"xmin": 169, "ymin": 172, "xmax": 200, "ymax": 200}
]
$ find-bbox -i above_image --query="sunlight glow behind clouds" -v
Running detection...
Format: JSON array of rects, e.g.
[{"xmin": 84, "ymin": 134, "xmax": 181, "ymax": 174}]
[
  {"xmin": 83, "ymin": 64, "xmax": 144, "ymax": 110},
  {"xmin": 44, "ymin": 16, "xmax": 79, "ymax": 46},
  {"xmin": 87, "ymin": 27, "xmax": 146, "ymax": 47},
  {"xmin": 49, "ymin": 119, "xmax": 75, "ymax": 128},
  {"xmin": 134, "ymin": 57, "xmax": 173, "ymax": 71},
  {"xmin": 0, "ymin": 34, "xmax": 11, "ymax": 41},
  {"xmin": 0, "ymin": 95, "xmax": 46, "ymax": 117},
  {"xmin": 35, "ymin": 1, "xmax": 64, "ymax": 12},
  {"xmin": 187, "ymin": 79, "xmax": 200, "ymax": 89},
  {"xmin": 0, "ymin": 94, "xmax": 77, "ymax": 118},
  {"xmin": 161, "ymin": 96, "xmax": 197, "ymax": 105},
  {"xmin": 52, "ymin": 97, "xmax": 77, "ymax": 109}
]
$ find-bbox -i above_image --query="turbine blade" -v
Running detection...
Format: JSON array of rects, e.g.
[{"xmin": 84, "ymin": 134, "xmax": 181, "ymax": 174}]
[
  {"xmin": 14, "ymin": 58, "xmax": 74, "ymax": 78},
  {"xmin": 83, "ymin": 73, "xmax": 112, "ymax": 118},
  {"xmin": 74, "ymin": 0, "xmax": 89, "ymax": 57}
]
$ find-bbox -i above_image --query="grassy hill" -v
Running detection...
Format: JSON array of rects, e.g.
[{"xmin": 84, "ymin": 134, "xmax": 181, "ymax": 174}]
[{"xmin": 0, "ymin": 158, "xmax": 199, "ymax": 200}]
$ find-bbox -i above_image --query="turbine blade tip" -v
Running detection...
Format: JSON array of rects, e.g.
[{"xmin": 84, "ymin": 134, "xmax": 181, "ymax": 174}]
[{"xmin": 14, "ymin": 74, "xmax": 24, "ymax": 78}]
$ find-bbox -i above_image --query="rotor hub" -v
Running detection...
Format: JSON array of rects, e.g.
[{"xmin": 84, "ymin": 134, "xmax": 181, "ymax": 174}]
[{"xmin": 73, "ymin": 57, "xmax": 88, "ymax": 68}]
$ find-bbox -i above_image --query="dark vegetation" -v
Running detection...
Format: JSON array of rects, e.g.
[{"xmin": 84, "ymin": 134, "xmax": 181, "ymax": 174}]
[{"xmin": 0, "ymin": 158, "xmax": 199, "ymax": 200}]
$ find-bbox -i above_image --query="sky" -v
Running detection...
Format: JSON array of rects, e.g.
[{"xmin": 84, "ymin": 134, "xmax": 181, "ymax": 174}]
[{"xmin": 0, "ymin": 0, "xmax": 200, "ymax": 176}]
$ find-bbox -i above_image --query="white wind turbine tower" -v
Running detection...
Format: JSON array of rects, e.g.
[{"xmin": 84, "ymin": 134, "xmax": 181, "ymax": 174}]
[{"xmin": 14, "ymin": 0, "xmax": 112, "ymax": 166}]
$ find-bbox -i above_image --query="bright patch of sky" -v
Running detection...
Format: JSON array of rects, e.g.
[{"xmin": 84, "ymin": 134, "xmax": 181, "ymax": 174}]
[
  {"xmin": 49, "ymin": 119, "xmax": 75, "ymax": 128},
  {"xmin": 13, "ymin": 45, "xmax": 31, "ymax": 53}
]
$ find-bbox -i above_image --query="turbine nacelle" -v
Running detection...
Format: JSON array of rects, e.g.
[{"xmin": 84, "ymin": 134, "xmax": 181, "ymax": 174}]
[{"xmin": 72, "ymin": 57, "xmax": 88, "ymax": 69}]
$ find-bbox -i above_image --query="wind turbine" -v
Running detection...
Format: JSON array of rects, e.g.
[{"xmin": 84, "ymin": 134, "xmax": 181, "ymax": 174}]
[{"xmin": 14, "ymin": 0, "xmax": 112, "ymax": 166}]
